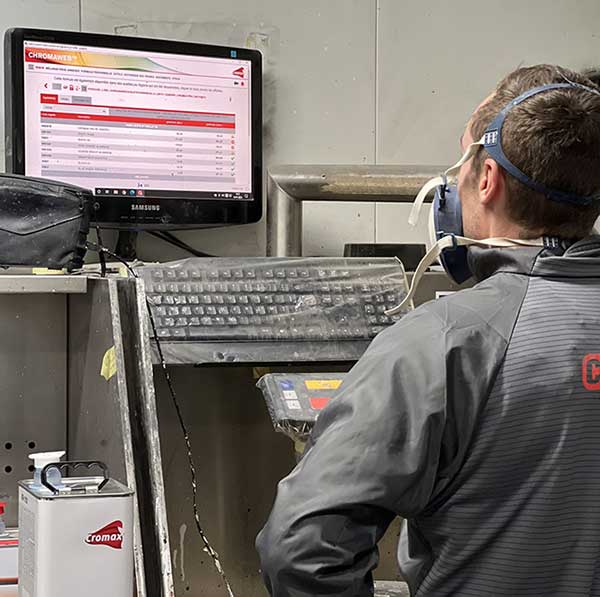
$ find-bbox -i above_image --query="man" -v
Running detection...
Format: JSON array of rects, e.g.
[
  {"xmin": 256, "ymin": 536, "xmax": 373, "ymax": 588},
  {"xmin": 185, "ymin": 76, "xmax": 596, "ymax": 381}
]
[{"xmin": 256, "ymin": 64, "xmax": 600, "ymax": 596}]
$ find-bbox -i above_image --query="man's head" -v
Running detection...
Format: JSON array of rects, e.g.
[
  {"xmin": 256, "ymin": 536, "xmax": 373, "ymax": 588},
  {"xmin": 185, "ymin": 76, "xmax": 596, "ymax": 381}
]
[{"xmin": 458, "ymin": 65, "xmax": 600, "ymax": 240}]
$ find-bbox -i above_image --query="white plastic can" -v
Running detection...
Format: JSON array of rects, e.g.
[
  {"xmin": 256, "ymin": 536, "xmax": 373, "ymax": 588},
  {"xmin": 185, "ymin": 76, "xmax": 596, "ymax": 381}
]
[{"xmin": 17, "ymin": 462, "xmax": 133, "ymax": 597}]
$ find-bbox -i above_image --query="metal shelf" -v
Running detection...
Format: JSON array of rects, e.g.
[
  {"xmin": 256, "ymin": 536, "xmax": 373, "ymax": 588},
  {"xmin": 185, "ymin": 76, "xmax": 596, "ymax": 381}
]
[{"xmin": 0, "ymin": 275, "xmax": 87, "ymax": 294}]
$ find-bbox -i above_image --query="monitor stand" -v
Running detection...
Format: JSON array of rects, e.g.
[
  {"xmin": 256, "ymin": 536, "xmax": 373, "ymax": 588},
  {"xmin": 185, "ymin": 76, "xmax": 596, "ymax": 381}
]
[{"xmin": 116, "ymin": 231, "xmax": 138, "ymax": 261}]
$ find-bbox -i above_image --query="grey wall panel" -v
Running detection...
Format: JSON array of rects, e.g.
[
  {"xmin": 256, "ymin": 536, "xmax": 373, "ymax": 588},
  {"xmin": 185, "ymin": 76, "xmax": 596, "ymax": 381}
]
[
  {"xmin": 152, "ymin": 365, "xmax": 297, "ymax": 597},
  {"xmin": 376, "ymin": 0, "xmax": 600, "ymax": 244},
  {"xmin": 81, "ymin": 0, "xmax": 377, "ymax": 257},
  {"xmin": 303, "ymin": 200, "xmax": 375, "ymax": 256},
  {"xmin": 376, "ymin": 203, "xmax": 431, "ymax": 247},
  {"xmin": 0, "ymin": 0, "xmax": 80, "ymax": 171},
  {"xmin": 0, "ymin": 295, "xmax": 67, "ymax": 526},
  {"xmin": 377, "ymin": 0, "xmax": 600, "ymax": 166}
]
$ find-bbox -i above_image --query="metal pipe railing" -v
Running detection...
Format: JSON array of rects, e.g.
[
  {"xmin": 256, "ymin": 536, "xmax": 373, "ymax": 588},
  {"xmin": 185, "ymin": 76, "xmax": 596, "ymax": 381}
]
[{"xmin": 266, "ymin": 164, "xmax": 445, "ymax": 256}]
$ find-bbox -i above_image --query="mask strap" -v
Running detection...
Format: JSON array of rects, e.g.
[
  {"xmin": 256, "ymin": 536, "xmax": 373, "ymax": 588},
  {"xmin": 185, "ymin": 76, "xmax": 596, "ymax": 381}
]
[
  {"xmin": 408, "ymin": 139, "xmax": 484, "ymax": 227},
  {"xmin": 408, "ymin": 176, "xmax": 445, "ymax": 227},
  {"xmin": 386, "ymin": 235, "xmax": 543, "ymax": 315}
]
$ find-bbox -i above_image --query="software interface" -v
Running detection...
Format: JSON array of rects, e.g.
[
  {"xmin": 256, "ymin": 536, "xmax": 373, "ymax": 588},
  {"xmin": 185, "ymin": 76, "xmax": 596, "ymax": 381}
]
[{"xmin": 23, "ymin": 41, "xmax": 253, "ymax": 200}]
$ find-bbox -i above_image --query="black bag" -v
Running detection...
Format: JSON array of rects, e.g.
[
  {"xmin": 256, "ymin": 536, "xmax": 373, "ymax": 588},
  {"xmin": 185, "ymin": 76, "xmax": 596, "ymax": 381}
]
[{"xmin": 0, "ymin": 173, "xmax": 92, "ymax": 270}]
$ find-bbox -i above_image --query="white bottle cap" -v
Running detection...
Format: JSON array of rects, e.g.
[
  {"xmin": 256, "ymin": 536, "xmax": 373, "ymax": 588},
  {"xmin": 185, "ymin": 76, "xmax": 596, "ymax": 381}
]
[{"xmin": 29, "ymin": 451, "xmax": 66, "ymax": 470}]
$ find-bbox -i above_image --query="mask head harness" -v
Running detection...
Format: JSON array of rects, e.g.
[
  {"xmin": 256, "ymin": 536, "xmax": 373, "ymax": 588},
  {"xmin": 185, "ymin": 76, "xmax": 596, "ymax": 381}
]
[{"xmin": 481, "ymin": 81, "xmax": 600, "ymax": 206}]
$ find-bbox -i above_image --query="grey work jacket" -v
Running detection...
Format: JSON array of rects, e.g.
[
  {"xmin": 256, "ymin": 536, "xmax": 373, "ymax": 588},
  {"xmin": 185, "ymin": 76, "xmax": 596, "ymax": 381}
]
[{"xmin": 256, "ymin": 236, "xmax": 600, "ymax": 596}]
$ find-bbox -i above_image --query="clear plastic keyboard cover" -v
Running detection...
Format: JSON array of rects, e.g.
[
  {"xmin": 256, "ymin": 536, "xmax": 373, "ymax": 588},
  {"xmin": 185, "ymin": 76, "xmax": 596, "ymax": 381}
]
[{"xmin": 136, "ymin": 257, "xmax": 412, "ymax": 364}]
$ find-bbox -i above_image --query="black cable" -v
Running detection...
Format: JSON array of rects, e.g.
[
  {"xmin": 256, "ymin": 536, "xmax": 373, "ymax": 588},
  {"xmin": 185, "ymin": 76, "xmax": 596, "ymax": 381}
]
[
  {"xmin": 92, "ymin": 203, "xmax": 108, "ymax": 277},
  {"xmin": 148, "ymin": 231, "xmax": 214, "ymax": 258},
  {"xmin": 94, "ymin": 225, "xmax": 108, "ymax": 278},
  {"xmin": 163, "ymin": 231, "xmax": 214, "ymax": 257},
  {"xmin": 86, "ymin": 241, "xmax": 235, "ymax": 597},
  {"xmin": 157, "ymin": 230, "xmax": 214, "ymax": 257}
]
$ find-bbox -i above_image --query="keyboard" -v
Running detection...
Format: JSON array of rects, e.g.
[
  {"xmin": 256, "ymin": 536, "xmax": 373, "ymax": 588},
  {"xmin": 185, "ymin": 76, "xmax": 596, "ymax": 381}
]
[{"xmin": 137, "ymin": 257, "xmax": 410, "ymax": 342}]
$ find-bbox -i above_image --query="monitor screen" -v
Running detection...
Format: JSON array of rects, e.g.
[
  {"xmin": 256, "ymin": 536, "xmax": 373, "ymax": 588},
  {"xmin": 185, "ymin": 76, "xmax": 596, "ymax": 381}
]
[{"xmin": 5, "ymin": 29, "xmax": 262, "ymax": 229}]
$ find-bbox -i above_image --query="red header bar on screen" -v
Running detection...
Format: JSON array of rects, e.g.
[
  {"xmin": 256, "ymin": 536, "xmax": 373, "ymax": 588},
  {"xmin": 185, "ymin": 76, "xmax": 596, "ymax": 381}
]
[{"xmin": 40, "ymin": 111, "xmax": 235, "ymax": 129}]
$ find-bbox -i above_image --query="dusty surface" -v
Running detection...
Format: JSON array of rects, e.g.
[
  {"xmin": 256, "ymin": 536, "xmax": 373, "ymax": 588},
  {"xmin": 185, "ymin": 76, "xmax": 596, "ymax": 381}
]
[{"xmin": 375, "ymin": 581, "xmax": 411, "ymax": 596}]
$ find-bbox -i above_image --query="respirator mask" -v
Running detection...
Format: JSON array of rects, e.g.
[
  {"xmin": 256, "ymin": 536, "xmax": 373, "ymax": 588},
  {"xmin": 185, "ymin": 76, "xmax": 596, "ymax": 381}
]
[{"xmin": 386, "ymin": 81, "xmax": 600, "ymax": 316}]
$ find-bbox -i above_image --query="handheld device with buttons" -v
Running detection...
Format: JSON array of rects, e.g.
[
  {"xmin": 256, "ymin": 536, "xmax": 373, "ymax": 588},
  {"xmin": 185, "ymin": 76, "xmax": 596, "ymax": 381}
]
[{"xmin": 256, "ymin": 373, "xmax": 347, "ymax": 441}]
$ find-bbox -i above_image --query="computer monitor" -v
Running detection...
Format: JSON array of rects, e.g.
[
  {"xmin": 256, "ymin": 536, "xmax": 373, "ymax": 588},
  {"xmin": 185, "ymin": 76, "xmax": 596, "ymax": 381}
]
[{"xmin": 4, "ymin": 28, "xmax": 262, "ymax": 229}]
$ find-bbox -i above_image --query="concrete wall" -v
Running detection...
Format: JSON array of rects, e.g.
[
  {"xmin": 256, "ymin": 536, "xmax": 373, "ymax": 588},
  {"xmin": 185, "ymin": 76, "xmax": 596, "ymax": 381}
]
[
  {"xmin": 2, "ymin": 0, "xmax": 599, "ymax": 260},
  {"xmin": 376, "ymin": 0, "xmax": 600, "ymax": 240}
]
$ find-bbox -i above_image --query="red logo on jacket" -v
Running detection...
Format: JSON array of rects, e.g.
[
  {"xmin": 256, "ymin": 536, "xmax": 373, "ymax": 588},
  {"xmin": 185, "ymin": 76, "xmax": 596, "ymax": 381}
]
[
  {"xmin": 582, "ymin": 354, "xmax": 600, "ymax": 391},
  {"xmin": 85, "ymin": 521, "xmax": 123, "ymax": 550}
]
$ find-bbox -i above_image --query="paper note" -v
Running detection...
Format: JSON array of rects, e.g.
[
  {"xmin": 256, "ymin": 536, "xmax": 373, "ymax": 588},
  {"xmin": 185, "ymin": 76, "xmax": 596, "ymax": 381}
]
[
  {"xmin": 31, "ymin": 268, "xmax": 64, "ymax": 275},
  {"xmin": 100, "ymin": 346, "xmax": 117, "ymax": 381}
]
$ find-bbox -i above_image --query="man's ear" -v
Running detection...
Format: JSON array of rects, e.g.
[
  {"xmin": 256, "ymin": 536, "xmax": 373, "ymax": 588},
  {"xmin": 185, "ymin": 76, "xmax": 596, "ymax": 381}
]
[{"xmin": 479, "ymin": 158, "xmax": 505, "ymax": 206}]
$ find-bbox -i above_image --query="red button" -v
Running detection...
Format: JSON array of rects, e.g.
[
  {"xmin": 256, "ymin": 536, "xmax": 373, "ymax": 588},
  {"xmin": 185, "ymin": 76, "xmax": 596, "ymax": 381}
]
[{"xmin": 310, "ymin": 397, "xmax": 330, "ymax": 410}]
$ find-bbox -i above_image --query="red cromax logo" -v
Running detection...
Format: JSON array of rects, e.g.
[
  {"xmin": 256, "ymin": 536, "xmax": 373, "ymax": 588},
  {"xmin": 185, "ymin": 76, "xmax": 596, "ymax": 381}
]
[
  {"xmin": 85, "ymin": 521, "xmax": 123, "ymax": 550},
  {"xmin": 582, "ymin": 354, "xmax": 600, "ymax": 391},
  {"xmin": 233, "ymin": 67, "xmax": 245, "ymax": 78}
]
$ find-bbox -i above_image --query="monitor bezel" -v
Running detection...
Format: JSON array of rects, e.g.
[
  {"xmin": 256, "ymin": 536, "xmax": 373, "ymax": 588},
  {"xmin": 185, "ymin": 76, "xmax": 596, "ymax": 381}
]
[{"xmin": 4, "ymin": 27, "xmax": 263, "ymax": 230}]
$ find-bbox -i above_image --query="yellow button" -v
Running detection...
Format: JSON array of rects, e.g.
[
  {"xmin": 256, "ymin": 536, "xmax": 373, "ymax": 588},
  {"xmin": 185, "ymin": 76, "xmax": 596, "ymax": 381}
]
[{"xmin": 305, "ymin": 379, "xmax": 342, "ymax": 390}]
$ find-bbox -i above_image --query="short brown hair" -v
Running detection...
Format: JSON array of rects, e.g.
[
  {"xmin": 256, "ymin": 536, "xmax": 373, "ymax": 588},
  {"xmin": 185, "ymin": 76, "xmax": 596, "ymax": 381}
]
[{"xmin": 470, "ymin": 64, "xmax": 600, "ymax": 239}]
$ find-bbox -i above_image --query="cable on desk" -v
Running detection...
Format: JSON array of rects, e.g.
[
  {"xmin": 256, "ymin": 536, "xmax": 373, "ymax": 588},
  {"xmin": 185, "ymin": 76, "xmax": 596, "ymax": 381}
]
[{"xmin": 86, "ymin": 241, "xmax": 236, "ymax": 597}]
